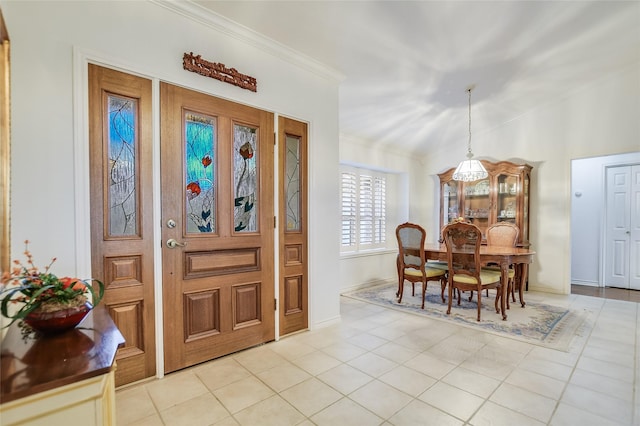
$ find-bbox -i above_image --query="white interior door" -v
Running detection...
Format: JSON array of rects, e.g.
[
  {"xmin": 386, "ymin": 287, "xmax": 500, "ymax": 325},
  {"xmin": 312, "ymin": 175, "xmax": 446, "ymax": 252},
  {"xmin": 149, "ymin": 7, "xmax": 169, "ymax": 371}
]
[
  {"xmin": 605, "ymin": 165, "xmax": 640, "ymax": 289},
  {"xmin": 631, "ymin": 165, "xmax": 640, "ymax": 290}
]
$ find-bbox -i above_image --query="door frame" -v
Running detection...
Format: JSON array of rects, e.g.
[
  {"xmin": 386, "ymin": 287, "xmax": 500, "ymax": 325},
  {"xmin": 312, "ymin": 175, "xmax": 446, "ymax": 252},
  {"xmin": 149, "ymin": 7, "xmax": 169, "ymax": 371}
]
[{"xmin": 74, "ymin": 50, "xmax": 310, "ymax": 379}]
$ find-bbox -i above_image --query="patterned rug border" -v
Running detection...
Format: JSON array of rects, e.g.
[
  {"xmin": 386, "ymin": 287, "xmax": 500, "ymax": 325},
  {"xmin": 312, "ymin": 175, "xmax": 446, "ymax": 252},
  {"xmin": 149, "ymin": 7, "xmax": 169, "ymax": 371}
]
[{"xmin": 343, "ymin": 282, "xmax": 588, "ymax": 352}]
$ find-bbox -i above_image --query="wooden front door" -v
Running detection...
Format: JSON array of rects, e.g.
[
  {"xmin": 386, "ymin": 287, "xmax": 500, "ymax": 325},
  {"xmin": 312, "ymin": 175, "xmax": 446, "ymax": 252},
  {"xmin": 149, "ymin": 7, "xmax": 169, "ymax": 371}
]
[
  {"xmin": 160, "ymin": 83, "xmax": 275, "ymax": 373},
  {"xmin": 88, "ymin": 64, "xmax": 156, "ymax": 386},
  {"xmin": 278, "ymin": 117, "xmax": 308, "ymax": 335}
]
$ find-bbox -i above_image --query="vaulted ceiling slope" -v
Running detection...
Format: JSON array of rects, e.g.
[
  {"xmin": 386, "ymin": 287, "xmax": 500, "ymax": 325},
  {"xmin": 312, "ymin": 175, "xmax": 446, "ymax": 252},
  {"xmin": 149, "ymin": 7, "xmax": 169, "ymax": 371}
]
[{"xmin": 191, "ymin": 1, "xmax": 640, "ymax": 155}]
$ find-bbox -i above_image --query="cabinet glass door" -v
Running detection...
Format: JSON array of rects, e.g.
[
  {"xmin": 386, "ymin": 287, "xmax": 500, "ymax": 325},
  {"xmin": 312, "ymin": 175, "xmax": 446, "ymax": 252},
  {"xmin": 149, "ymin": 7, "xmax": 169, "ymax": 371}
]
[
  {"xmin": 496, "ymin": 174, "xmax": 518, "ymax": 224},
  {"xmin": 442, "ymin": 180, "xmax": 459, "ymax": 225},
  {"xmin": 522, "ymin": 174, "xmax": 529, "ymax": 245},
  {"xmin": 463, "ymin": 178, "xmax": 490, "ymax": 237}
]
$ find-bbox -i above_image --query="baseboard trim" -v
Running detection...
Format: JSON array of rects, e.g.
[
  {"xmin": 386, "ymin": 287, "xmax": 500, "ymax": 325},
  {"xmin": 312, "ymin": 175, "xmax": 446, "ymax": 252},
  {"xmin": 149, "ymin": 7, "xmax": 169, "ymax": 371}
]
[
  {"xmin": 341, "ymin": 279, "xmax": 394, "ymax": 295},
  {"xmin": 571, "ymin": 279, "xmax": 599, "ymax": 287}
]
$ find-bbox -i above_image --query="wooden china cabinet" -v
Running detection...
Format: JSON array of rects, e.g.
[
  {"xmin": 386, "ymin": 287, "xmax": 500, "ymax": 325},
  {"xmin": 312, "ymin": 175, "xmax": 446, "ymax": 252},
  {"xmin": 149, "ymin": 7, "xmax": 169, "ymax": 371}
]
[{"xmin": 438, "ymin": 160, "xmax": 532, "ymax": 247}]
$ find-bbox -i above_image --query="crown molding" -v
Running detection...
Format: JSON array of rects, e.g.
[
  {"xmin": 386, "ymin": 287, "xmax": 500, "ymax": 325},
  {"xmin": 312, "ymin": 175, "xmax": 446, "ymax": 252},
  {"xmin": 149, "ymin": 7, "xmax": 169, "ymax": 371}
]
[{"xmin": 150, "ymin": 0, "xmax": 345, "ymax": 83}]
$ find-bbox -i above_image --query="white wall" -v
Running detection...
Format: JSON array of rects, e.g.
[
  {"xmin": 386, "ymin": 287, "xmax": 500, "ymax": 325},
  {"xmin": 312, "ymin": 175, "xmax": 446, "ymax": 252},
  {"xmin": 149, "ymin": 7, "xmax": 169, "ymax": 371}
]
[
  {"xmin": 2, "ymin": 1, "xmax": 341, "ymax": 330},
  {"xmin": 422, "ymin": 62, "xmax": 640, "ymax": 294},
  {"xmin": 571, "ymin": 152, "xmax": 640, "ymax": 286}
]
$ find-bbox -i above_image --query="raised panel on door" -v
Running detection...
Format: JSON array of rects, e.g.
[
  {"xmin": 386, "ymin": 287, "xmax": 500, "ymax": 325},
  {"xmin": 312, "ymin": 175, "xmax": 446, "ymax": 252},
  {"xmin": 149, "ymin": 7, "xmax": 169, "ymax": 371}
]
[
  {"xmin": 278, "ymin": 117, "xmax": 308, "ymax": 335},
  {"xmin": 160, "ymin": 83, "xmax": 274, "ymax": 372},
  {"xmin": 88, "ymin": 64, "xmax": 156, "ymax": 386}
]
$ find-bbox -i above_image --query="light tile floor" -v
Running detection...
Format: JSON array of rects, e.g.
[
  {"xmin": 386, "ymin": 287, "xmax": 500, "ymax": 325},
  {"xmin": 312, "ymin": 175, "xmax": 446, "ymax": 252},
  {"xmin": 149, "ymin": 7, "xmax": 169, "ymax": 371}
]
[{"xmin": 116, "ymin": 291, "xmax": 639, "ymax": 425}]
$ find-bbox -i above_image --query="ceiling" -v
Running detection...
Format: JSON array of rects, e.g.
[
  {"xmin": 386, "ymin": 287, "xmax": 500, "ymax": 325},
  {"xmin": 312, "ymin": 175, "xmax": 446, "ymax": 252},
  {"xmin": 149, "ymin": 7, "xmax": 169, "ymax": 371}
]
[{"xmin": 192, "ymin": 1, "xmax": 640, "ymax": 155}]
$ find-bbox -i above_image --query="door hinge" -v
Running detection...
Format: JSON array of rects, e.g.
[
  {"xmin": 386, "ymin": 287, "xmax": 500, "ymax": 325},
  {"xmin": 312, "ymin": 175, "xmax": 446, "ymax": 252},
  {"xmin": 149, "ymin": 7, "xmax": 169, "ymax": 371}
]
[
  {"xmin": 274, "ymin": 216, "xmax": 277, "ymax": 228},
  {"xmin": 274, "ymin": 298, "xmax": 277, "ymax": 310}
]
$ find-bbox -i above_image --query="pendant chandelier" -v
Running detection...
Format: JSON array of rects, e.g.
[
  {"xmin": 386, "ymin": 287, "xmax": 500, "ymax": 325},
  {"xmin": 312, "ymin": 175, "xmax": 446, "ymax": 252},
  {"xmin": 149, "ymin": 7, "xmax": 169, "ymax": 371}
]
[{"xmin": 452, "ymin": 86, "xmax": 488, "ymax": 182}]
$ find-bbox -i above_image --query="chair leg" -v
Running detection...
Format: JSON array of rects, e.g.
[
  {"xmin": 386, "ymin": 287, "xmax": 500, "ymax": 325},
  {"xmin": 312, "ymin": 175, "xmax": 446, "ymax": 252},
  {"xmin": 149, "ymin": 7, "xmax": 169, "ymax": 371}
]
[
  {"xmin": 396, "ymin": 255, "xmax": 401, "ymax": 298},
  {"xmin": 440, "ymin": 276, "xmax": 446, "ymax": 303},
  {"xmin": 447, "ymin": 281, "xmax": 453, "ymax": 315},
  {"xmin": 396, "ymin": 256, "xmax": 402, "ymax": 297},
  {"xmin": 476, "ymin": 288, "xmax": 482, "ymax": 321},
  {"xmin": 397, "ymin": 277, "xmax": 404, "ymax": 303},
  {"xmin": 494, "ymin": 287, "xmax": 500, "ymax": 313},
  {"xmin": 421, "ymin": 279, "xmax": 427, "ymax": 309},
  {"xmin": 468, "ymin": 288, "xmax": 489, "ymax": 302}
]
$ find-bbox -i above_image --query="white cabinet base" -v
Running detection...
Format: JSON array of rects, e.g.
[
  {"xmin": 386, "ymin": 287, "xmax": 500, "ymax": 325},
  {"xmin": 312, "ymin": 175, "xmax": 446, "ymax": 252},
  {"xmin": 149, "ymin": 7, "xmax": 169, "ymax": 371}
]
[{"xmin": 0, "ymin": 369, "xmax": 116, "ymax": 426}]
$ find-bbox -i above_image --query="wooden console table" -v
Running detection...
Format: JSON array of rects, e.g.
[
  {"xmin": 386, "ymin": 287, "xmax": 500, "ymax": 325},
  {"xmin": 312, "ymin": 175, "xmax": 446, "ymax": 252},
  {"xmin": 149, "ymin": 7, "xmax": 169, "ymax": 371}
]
[{"xmin": 0, "ymin": 306, "xmax": 124, "ymax": 425}]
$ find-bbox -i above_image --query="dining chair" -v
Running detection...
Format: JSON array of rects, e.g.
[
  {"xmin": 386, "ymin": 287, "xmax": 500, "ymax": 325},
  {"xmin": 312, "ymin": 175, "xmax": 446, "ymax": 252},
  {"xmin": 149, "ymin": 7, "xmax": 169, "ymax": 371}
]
[
  {"xmin": 484, "ymin": 222, "xmax": 520, "ymax": 308},
  {"xmin": 442, "ymin": 222, "xmax": 502, "ymax": 321},
  {"xmin": 396, "ymin": 222, "xmax": 447, "ymax": 309}
]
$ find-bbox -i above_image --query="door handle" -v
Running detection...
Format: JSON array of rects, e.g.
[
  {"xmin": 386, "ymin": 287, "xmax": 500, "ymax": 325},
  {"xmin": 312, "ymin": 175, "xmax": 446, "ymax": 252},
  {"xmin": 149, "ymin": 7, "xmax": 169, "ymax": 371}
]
[{"xmin": 166, "ymin": 238, "xmax": 187, "ymax": 249}]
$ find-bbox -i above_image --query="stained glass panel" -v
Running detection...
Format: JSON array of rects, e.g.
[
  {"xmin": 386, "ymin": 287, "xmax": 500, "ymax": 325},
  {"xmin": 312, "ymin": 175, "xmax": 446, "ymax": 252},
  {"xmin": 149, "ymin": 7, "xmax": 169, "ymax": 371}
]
[
  {"xmin": 285, "ymin": 135, "xmax": 301, "ymax": 231},
  {"xmin": 185, "ymin": 112, "xmax": 216, "ymax": 233},
  {"xmin": 233, "ymin": 124, "xmax": 258, "ymax": 232},
  {"xmin": 108, "ymin": 95, "xmax": 137, "ymax": 237}
]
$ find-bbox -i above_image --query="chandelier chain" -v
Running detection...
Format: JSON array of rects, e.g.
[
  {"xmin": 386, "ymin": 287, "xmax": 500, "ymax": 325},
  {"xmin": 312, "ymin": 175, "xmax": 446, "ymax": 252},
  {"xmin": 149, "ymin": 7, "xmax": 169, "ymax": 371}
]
[{"xmin": 452, "ymin": 84, "xmax": 488, "ymax": 182}]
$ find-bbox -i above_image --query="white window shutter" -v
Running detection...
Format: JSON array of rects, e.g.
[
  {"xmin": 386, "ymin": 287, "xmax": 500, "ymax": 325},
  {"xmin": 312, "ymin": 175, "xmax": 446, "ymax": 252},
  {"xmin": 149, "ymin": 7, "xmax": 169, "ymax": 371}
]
[{"xmin": 340, "ymin": 167, "xmax": 387, "ymax": 252}]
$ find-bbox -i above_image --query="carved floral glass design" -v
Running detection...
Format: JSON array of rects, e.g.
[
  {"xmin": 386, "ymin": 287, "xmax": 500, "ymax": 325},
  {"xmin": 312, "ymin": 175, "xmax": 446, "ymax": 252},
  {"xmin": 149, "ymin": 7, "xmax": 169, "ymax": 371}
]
[
  {"xmin": 233, "ymin": 124, "xmax": 258, "ymax": 232},
  {"xmin": 285, "ymin": 135, "xmax": 301, "ymax": 231},
  {"xmin": 107, "ymin": 95, "xmax": 138, "ymax": 237},
  {"xmin": 185, "ymin": 112, "xmax": 216, "ymax": 233}
]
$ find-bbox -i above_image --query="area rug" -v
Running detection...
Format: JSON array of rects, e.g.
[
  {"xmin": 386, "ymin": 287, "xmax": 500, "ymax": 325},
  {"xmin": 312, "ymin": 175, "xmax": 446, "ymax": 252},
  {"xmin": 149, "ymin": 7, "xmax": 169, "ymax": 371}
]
[{"xmin": 343, "ymin": 282, "xmax": 587, "ymax": 351}]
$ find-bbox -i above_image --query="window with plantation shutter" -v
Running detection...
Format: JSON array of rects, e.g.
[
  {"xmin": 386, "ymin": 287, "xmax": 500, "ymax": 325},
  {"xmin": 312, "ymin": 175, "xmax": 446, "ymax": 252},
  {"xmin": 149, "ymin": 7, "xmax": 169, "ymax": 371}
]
[
  {"xmin": 373, "ymin": 176, "xmax": 386, "ymax": 244},
  {"xmin": 341, "ymin": 171, "xmax": 357, "ymax": 248},
  {"xmin": 359, "ymin": 174, "xmax": 374, "ymax": 245},
  {"xmin": 341, "ymin": 166, "xmax": 387, "ymax": 252}
]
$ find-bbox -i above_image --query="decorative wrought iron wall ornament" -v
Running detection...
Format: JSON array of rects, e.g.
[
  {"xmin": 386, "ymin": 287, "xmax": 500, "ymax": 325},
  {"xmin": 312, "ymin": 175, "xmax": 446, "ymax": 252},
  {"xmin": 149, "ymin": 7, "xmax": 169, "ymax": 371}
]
[{"xmin": 183, "ymin": 52, "xmax": 257, "ymax": 92}]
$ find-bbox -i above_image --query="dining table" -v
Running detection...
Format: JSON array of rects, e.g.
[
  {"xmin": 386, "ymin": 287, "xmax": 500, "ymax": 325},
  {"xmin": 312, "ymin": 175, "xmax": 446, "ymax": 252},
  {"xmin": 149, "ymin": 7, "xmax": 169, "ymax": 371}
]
[{"xmin": 423, "ymin": 243, "xmax": 536, "ymax": 320}]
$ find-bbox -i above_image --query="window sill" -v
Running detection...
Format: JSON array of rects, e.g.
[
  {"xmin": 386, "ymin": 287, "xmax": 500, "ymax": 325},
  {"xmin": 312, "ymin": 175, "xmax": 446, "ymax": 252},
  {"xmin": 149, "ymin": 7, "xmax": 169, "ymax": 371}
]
[{"xmin": 340, "ymin": 248, "xmax": 396, "ymax": 260}]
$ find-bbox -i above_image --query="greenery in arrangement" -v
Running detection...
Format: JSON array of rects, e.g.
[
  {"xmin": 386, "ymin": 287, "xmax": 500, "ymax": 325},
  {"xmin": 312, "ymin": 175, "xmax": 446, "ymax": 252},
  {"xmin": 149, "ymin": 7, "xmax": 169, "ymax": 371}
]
[{"xmin": 0, "ymin": 240, "xmax": 104, "ymax": 327}]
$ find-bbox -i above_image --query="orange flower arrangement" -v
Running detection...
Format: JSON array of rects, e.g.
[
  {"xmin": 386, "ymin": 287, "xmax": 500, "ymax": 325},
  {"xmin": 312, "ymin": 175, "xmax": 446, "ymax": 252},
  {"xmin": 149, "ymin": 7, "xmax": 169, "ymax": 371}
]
[{"xmin": 0, "ymin": 241, "xmax": 104, "ymax": 328}]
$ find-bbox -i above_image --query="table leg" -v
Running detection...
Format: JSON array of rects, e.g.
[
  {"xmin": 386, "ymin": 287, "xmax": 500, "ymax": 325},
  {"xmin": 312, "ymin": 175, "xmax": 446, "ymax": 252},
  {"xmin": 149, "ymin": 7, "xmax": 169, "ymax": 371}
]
[
  {"xmin": 519, "ymin": 263, "xmax": 528, "ymax": 307},
  {"xmin": 501, "ymin": 263, "xmax": 508, "ymax": 320}
]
